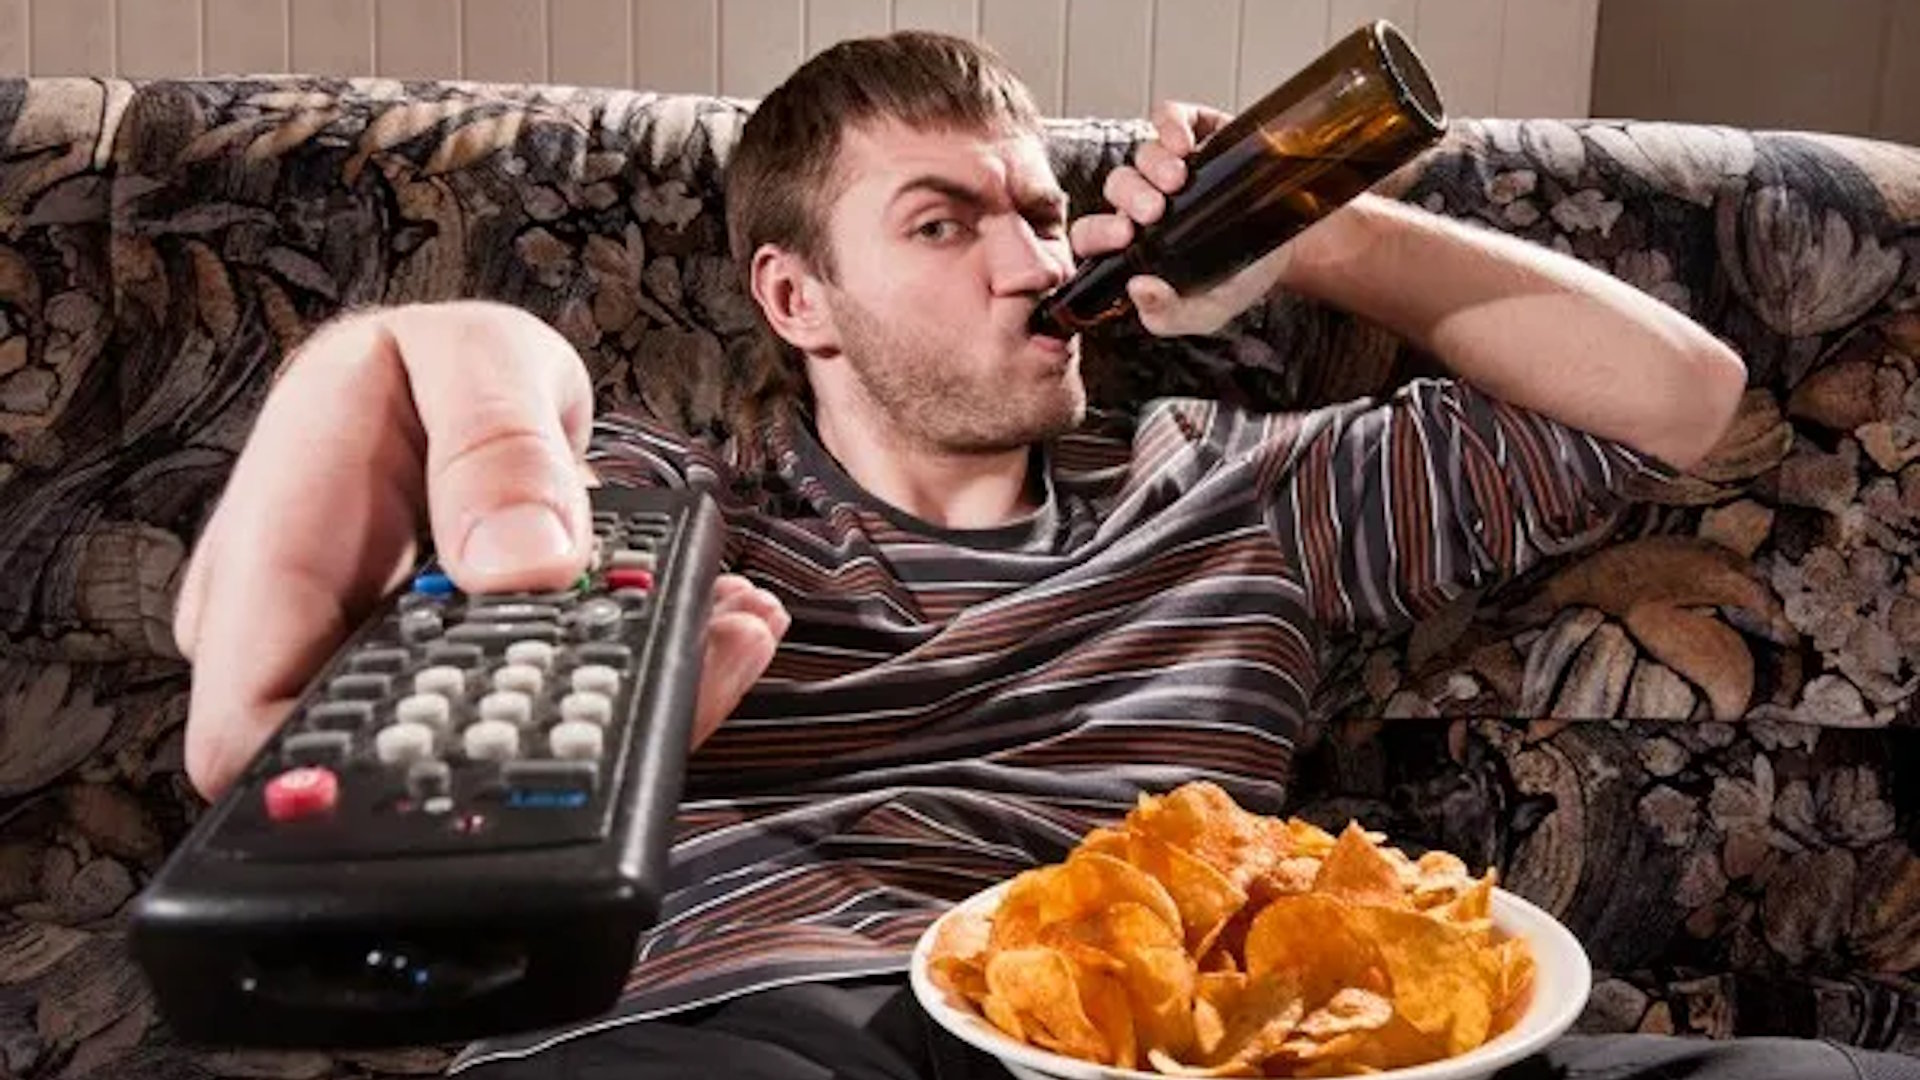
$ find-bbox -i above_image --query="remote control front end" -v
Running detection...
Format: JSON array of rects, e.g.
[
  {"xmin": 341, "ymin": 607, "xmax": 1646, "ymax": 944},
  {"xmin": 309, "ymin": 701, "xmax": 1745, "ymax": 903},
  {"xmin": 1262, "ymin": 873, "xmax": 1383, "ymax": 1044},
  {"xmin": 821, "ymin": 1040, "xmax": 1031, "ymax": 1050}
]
[{"xmin": 129, "ymin": 487, "xmax": 725, "ymax": 1048}]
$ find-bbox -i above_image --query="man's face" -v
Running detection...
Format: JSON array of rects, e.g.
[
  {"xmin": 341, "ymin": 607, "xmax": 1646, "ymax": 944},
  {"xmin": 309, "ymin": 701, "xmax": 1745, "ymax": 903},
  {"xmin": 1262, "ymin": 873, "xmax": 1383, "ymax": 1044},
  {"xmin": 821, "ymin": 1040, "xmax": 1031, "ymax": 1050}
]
[{"xmin": 813, "ymin": 119, "xmax": 1084, "ymax": 454}]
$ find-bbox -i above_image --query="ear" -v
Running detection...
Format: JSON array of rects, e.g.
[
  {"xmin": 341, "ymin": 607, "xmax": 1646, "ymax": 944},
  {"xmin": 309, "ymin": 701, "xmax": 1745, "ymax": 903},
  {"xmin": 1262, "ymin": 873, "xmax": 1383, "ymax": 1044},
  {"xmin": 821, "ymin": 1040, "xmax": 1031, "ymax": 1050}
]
[{"xmin": 748, "ymin": 243, "xmax": 839, "ymax": 356}]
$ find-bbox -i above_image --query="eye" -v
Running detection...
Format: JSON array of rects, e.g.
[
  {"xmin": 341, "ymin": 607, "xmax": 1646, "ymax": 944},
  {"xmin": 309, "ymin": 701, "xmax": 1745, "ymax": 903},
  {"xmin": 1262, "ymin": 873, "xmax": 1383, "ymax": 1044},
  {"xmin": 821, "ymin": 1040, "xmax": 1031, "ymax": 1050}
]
[{"xmin": 913, "ymin": 219, "xmax": 968, "ymax": 243}]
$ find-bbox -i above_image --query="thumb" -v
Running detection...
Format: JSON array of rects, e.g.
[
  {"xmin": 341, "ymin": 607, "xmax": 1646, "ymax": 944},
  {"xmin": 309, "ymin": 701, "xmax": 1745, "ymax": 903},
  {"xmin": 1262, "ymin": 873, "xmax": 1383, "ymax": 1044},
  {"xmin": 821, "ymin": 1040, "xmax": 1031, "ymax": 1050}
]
[
  {"xmin": 1127, "ymin": 274, "xmax": 1199, "ymax": 336},
  {"xmin": 1128, "ymin": 274, "xmax": 1179, "ymax": 313},
  {"xmin": 385, "ymin": 303, "xmax": 596, "ymax": 592}
]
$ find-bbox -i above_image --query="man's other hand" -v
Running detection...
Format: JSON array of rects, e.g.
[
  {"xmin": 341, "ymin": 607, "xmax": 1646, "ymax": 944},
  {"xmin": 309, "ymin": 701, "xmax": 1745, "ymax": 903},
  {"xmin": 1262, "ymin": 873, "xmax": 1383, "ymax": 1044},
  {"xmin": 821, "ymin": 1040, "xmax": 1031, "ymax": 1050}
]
[
  {"xmin": 1069, "ymin": 100, "xmax": 1300, "ymax": 338},
  {"xmin": 172, "ymin": 301, "xmax": 785, "ymax": 800}
]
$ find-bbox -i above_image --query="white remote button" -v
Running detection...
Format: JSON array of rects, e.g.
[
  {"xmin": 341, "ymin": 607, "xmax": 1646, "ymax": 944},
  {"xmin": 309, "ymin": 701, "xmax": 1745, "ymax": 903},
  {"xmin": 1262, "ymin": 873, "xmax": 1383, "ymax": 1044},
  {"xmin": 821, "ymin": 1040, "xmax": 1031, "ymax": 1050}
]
[
  {"xmin": 463, "ymin": 719, "xmax": 519, "ymax": 762},
  {"xmin": 548, "ymin": 720, "xmax": 604, "ymax": 761},
  {"xmin": 394, "ymin": 693, "xmax": 452, "ymax": 735},
  {"xmin": 571, "ymin": 664, "xmax": 620, "ymax": 696},
  {"xmin": 505, "ymin": 640, "xmax": 556, "ymax": 671},
  {"xmin": 375, "ymin": 722, "xmax": 436, "ymax": 766},
  {"xmin": 559, "ymin": 691, "xmax": 613, "ymax": 727},
  {"xmin": 609, "ymin": 549, "xmax": 655, "ymax": 570},
  {"xmin": 414, "ymin": 665, "xmax": 465, "ymax": 699},
  {"xmin": 492, "ymin": 663, "xmax": 544, "ymax": 696},
  {"xmin": 478, "ymin": 690, "xmax": 533, "ymax": 728}
]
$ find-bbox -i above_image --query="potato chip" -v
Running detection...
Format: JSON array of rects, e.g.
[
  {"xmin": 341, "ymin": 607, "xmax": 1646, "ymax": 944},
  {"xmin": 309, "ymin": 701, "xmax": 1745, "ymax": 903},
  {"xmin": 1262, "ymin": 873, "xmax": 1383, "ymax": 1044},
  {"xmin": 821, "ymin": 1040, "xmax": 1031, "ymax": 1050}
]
[
  {"xmin": 1294, "ymin": 987, "xmax": 1393, "ymax": 1040},
  {"xmin": 1248, "ymin": 855, "xmax": 1322, "ymax": 902},
  {"xmin": 1346, "ymin": 905, "xmax": 1495, "ymax": 1055},
  {"xmin": 990, "ymin": 851, "xmax": 1181, "ymax": 953},
  {"xmin": 1129, "ymin": 782, "xmax": 1289, "ymax": 888},
  {"xmin": 1489, "ymin": 936, "xmax": 1536, "ymax": 1036},
  {"xmin": 1052, "ymin": 852, "xmax": 1185, "ymax": 937},
  {"xmin": 1191, "ymin": 972, "xmax": 1246, "ymax": 1057},
  {"xmin": 1414, "ymin": 849, "xmax": 1471, "ymax": 890},
  {"xmin": 1080, "ymin": 825, "xmax": 1133, "ymax": 862},
  {"xmin": 984, "ymin": 947, "xmax": 1114, "ymax": 1064},
  {"xmin": 1123, "ymin": 827, "xmax": 1250, "ymax": 956},
  {"xmin": 925, "ymin": 781, "xmax": 1538, "ymax": 1078},
  {"xmin": 1041, "ymin": 901, "xmax": 1198, "ymax": 1060},
  {"xmin": 1081, "ymin": 965, "xmax": 1141, "ymax": 1070},
  {"xmin": 1434, "ymin": 869, "xmax": 1495, "ymax": 929},
  {"xmin": 1198, "ymin": 945, "xmax": 1239, "ymax": 975},
  {"xmin": 1242, "ymin": 893, "xmax": 1383, "ymax": 1009},
  {"xmin": 1311, "ymin": 822, "xmax": 1409, "ymax": 909},
  {"xmin": 1203, "ymin": 972, "xmax": 1306, "ymax": 1066},
  {"xmin": 1151, "ymin": 969, "xmax": 1305, "ymax": 1075},
  {"xmin": 1282, "ymin": 1012, "xmax": 1441, "ymax": 1076},
  {"xmin": 927, "ymin": 908, "xmax": 991, "ymax": 1003}
]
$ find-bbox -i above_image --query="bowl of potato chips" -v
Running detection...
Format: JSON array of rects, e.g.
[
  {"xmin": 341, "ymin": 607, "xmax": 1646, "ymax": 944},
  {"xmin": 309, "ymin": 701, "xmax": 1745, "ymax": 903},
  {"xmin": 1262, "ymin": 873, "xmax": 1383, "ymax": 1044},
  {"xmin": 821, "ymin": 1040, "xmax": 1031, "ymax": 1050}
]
[{"xmin": 911, "ymin": 782, "xmax": 1590, "ymax": 1079}]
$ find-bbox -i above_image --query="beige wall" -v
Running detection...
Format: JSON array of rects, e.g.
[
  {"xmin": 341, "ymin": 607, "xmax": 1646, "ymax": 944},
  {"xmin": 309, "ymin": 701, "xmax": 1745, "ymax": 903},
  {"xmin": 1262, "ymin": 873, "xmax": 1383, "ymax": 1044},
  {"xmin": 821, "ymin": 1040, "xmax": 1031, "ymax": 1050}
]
[
  {"xmin": 0, "ymin": 0, "xmax": 1604, "ymax": 121},
  {"xmin": 1592, "ymin": 0, "xmax": 1920, "ymax": 145}
]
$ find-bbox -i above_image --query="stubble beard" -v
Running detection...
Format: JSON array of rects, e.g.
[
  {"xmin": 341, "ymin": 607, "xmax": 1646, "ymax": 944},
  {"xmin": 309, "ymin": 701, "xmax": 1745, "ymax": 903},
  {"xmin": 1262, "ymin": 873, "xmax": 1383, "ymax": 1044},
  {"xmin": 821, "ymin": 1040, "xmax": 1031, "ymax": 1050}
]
[{"xmin": 830, "ymin": 289, "xmax": 1086, "ymax": 456}]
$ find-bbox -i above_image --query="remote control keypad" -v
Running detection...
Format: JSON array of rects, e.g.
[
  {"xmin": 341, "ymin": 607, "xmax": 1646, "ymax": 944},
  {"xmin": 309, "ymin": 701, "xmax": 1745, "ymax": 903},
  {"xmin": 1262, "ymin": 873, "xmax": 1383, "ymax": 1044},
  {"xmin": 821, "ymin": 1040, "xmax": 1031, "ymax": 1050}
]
[{"xmin": 226, "ymin": 507, "xmax": 679, "ymax": 855}]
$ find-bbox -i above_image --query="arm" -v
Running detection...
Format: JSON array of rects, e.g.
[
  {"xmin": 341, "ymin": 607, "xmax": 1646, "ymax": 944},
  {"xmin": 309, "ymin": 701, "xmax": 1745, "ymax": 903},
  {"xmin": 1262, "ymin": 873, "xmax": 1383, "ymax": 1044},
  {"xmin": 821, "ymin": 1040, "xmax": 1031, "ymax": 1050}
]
[
  {"xmin": 175, "ymin": 301, "xmax": 786, "ymax": 798},
  {"xmin": 1077, "ymin": 102, "xmax": 1749, "ymax": 473},
  {"xmin": 1270, "ymin": 191, "xmax": 1747, "ymax": 471}
]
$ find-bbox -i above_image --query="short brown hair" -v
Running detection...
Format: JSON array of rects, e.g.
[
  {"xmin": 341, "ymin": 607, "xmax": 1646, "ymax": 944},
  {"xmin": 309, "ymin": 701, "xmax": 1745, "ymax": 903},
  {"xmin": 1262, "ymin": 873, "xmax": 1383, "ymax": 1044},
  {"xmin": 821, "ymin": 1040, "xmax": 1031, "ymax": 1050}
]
[{"xmin": 724, "ymin": 31, "xmax": 1044, "ymax": 422}]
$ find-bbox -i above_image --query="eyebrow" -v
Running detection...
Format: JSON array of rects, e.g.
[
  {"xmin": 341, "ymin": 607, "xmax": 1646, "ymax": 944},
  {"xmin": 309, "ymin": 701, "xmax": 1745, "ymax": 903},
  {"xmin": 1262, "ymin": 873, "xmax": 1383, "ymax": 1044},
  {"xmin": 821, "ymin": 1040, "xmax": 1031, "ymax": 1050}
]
[{"xmin": 888, "ymin": 174, "xmax": 1069, "ymax": 220}]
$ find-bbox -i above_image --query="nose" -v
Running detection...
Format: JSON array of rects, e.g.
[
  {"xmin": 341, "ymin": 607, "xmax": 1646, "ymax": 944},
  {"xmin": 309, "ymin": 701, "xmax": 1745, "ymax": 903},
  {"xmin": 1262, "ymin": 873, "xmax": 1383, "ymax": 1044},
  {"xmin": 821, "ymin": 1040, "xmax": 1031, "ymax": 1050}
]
[{"xmin": 990, "ymin": 218, "xmax": 1070, "ymax": 299}]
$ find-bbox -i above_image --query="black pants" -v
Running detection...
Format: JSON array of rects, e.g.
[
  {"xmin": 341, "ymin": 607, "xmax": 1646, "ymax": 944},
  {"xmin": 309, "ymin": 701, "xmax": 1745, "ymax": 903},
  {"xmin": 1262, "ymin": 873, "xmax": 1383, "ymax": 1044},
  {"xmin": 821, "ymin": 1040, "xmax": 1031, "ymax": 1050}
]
[{"xmin": 457, "ymin": 977, "xmax": 1920, "ymax": 1080}]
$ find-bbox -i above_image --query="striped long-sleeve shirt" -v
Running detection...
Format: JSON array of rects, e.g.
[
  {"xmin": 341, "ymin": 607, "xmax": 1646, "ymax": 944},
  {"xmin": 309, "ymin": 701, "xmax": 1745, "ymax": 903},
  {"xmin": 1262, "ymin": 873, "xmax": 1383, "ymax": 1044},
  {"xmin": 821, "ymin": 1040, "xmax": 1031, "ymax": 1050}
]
[{"xmin": 448, "ymin": 376, "xmax": 1675, "ymax": 1071}]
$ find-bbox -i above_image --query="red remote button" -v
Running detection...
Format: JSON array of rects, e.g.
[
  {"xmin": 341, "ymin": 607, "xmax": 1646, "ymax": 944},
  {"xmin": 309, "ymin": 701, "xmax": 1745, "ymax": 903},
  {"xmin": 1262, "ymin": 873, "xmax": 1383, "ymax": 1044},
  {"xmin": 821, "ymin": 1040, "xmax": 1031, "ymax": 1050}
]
[
  {"xmin": 264, "ymin": 766, "xmax": 340, "ymax": 821},
  {"xmin": 607, "ymin": 568, "xmax": 654, "ymax": 591}
]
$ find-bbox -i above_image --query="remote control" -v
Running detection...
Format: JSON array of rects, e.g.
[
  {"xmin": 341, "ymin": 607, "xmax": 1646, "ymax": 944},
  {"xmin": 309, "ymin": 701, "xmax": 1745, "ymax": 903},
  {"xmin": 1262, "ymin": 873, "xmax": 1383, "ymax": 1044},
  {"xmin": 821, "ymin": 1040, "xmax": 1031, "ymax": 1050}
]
[{"xmin": 129, "ymin": 485, "xmax": 725, "ymax": 1048}]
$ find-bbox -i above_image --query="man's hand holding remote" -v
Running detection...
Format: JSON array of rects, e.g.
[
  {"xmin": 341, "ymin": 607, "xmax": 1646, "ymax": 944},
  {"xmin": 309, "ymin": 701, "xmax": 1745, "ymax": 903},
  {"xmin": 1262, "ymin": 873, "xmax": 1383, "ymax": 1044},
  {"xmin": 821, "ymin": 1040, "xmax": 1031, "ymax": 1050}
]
[{"xmin": 171, "ymin": 301, "xmax": 788, "ymax": 801}]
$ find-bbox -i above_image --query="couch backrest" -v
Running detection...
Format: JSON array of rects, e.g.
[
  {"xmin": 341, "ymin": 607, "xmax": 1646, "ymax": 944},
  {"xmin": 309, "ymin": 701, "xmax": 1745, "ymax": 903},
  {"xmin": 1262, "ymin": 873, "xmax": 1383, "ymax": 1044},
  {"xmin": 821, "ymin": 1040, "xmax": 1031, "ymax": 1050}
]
[{"xmin": 3, "ymin": 75, "xmax": 1917, "ymax": 664}]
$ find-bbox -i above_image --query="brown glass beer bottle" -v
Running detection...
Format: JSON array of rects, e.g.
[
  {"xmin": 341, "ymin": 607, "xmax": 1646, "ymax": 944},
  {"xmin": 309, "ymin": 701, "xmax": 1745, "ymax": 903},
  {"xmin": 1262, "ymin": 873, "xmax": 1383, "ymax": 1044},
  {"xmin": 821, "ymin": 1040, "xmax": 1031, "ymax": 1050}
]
[{"xmin": 1030, "ymin": 19, "xmax": 1447, "ymax": 339}]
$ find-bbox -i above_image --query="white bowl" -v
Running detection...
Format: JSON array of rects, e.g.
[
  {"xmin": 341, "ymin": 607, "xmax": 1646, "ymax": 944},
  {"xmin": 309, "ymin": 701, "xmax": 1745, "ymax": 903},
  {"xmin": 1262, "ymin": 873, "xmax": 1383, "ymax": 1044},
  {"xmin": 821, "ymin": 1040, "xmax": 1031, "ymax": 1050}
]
[{"xmin": 910, "ymin": 880, "xmax": 1592, "ymax": 1080}]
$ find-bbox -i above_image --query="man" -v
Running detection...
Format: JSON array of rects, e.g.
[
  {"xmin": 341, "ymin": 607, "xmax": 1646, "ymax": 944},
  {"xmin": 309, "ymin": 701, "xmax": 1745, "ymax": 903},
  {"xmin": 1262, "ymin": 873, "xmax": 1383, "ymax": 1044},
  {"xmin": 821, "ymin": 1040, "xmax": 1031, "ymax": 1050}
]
[{"xmin": 174, "ymin": 30, "xmax": 1913, "ymax": 1080}]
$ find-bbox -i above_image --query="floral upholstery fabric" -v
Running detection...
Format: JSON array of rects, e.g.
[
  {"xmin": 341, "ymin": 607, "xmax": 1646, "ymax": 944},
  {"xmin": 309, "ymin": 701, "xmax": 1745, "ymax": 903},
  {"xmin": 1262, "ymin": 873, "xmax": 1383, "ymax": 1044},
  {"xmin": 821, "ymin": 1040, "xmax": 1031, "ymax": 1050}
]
[{"xmin": 0, "ymin": 76, "xmax": 1915, "ymax": 1077}]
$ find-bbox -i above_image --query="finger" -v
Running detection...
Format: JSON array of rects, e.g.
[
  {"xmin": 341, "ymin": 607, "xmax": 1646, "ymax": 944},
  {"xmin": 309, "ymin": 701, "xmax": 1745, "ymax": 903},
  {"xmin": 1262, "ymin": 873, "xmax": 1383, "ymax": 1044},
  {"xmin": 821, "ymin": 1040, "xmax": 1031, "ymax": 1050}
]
[
  {"xmin": 1133, "ymin": 140, "xmax": 1187, "ymax": 194},
  {"xmin": 739, "ymin": 586, "xmax": 791, "ymax": 639},
  {"xmin": 690, "ymin": 587, "xmax": 788, "ymax": 749},
  {"xmin": 1190, "ymin": 104, "xmax": 1234, "ymax": 145},
  {"xmin": 171, "ymin": 497, "xmax": 233, "ymax": 662},
  {"xmin": 384, "ymin": 302, "xmax": 596, "ymax": 594},
  {"xmin": 185, "ymin": 315, "xmax": 431, "ymax": 799},
  {"xmin": 183, "ymin": 303, "xmax": 595, "ymax": 800},
  {"xmin": 1127, "ymin": 273, "xmax": 1236, "ymax": 339},
  {"xmin": 1101, "ymin": 165, "xmax": 1164, "ymax": 224},
  {"xmin": 1068, "ymin": 213, "xmax": 1134, "ymax": 260},
  {"xmin": 712, "ymin": 572, "xmax": 756, "ymax": 605},
  {"xmin": 1153, "ymin": 99, "xmax": 1234, "ymax": 151},
  {"xmin": 707, "ymin": 579, "xmax": 789, "ymax": 640},
  {"xmin": 1127, "ymin": 275, "xmax": 1182, "ymax": 319},
  {"xmin": 1148, "ymin": 100, "xmax": 1199, "ymax": 157}
]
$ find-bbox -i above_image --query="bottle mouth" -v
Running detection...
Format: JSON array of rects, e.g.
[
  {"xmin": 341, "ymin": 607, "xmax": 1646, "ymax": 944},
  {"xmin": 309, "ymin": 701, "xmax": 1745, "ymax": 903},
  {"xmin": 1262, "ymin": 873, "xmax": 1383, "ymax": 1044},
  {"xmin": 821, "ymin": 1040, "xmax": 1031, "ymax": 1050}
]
[{"xmin": 1376, "ymin": 21, "xmax": 1447, "ymax": 137}]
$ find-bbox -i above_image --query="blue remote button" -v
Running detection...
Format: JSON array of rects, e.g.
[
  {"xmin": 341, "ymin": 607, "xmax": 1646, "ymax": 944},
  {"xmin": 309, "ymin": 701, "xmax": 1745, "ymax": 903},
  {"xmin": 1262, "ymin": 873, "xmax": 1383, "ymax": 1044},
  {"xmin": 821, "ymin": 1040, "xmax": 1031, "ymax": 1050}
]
[{"xmin": 411, "ymin": 571, "xmax": 454, "ymax": 595}]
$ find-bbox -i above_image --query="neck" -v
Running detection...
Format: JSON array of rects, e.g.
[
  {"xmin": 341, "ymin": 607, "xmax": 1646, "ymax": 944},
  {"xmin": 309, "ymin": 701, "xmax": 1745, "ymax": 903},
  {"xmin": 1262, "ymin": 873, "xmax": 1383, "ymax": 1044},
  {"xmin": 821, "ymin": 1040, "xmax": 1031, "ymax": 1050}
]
[{"xmin": 811, "ymin": 404, "xmax": 1039, "ymax": 530}]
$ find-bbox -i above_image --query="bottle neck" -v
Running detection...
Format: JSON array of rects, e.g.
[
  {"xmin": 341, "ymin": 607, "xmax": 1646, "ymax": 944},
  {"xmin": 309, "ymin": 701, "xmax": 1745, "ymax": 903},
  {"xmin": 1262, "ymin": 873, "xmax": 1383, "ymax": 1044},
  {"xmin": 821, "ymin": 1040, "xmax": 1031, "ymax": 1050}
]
[{"xmin": 1028, "ymin": 245, "xmax": 1151, "ymax": 338}]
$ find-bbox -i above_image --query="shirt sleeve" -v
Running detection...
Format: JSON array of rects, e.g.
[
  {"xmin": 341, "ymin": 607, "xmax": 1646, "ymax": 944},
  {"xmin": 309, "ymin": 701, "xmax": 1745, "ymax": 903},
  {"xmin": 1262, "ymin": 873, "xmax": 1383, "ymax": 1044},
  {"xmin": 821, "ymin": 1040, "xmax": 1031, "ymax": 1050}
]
[{"xmin": 1262, "ymin": 376, "xmax": 1681, "ymax": 639}]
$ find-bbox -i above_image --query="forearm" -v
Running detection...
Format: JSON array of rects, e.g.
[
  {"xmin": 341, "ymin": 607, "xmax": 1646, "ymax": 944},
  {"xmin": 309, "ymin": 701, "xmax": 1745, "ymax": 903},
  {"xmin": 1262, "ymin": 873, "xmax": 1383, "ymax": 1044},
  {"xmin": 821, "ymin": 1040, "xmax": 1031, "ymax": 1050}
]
[{"xmin": 1277, "ymin": 194, "xmax": 1747, "ymax": 470}]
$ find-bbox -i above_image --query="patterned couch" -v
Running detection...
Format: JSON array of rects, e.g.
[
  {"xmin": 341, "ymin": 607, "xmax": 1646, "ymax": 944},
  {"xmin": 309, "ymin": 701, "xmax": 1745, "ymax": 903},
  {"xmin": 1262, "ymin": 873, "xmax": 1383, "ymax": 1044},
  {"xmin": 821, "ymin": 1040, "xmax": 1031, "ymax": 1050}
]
[{"xmin": 0, "ymin": 75, "xmax": 1915, "ymax": 1078}]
